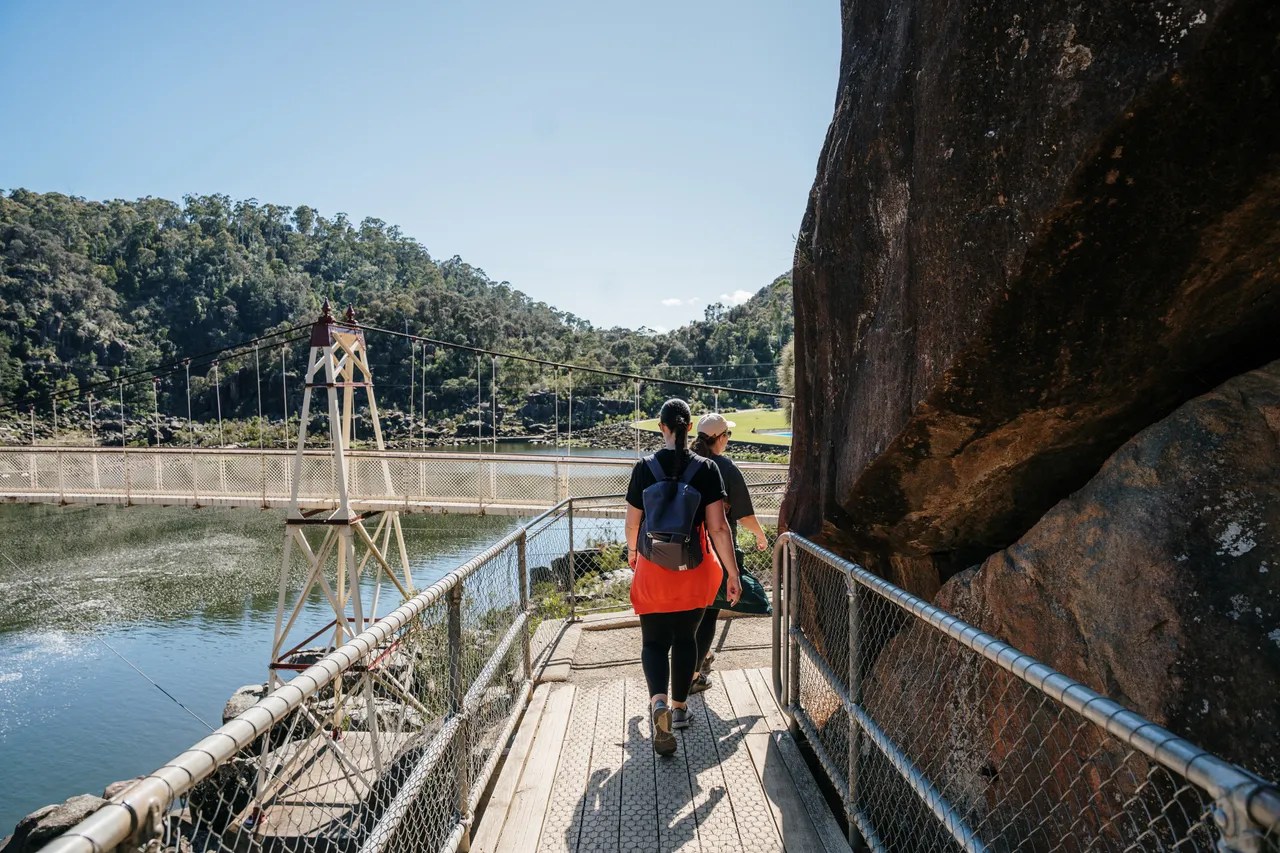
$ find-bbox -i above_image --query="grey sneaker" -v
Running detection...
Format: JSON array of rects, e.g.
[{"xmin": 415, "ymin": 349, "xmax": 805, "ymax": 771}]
[
  {"xmin": 688, "ymin": 673, "xmax": 711, "ymax": 695},
  {"xmin": 672, "ymin": 706, "xmax": 693, "ymax": 729},
  {"xmin": 652, "ymin": 703, "xmax": 676, "ymax": 756},
  {"xmin": 700, "ymin": 652, "xmax": 716, "ymax": 676}
]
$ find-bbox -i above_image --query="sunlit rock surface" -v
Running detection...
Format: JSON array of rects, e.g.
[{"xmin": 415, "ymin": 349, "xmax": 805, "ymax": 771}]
[
  {"xmin": 784, "ymin": 0, "xmax": 1280, "ymax": 593},
  {"xmin": 870, "ymin": 363, "xmax": 1280, "ymax": 797}
]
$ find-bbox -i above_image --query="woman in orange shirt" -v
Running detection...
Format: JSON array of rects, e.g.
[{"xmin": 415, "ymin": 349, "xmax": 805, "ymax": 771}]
[{"xmin": 626, "ymin": 399, "xmax": 740, "ymax": 756}]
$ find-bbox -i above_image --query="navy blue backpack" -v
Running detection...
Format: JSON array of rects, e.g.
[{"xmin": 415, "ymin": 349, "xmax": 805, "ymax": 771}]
[{"xmin": 638, "ymin": 454, "xmax": 705, "ymax": 571}]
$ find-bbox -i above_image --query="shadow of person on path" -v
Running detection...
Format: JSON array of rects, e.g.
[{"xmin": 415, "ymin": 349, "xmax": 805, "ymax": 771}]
[{"xmin": 563, "ymin": 688, "xmax": 761, "ymax": 853}]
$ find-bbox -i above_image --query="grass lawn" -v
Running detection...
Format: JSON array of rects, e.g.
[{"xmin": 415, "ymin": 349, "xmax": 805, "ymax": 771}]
[{"xmin": 635, "ymin": 408, "xmax": 792, "ymax": 447}]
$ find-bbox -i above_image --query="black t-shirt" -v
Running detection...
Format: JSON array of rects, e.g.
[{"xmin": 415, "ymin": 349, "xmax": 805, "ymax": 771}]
[
  {"xmin": 625, "ymin": 449, "xmax": 727, "ymax": 530},
  {"xmin": 708, "ymin": 454, "xmax": 755, "ymax": 536}
]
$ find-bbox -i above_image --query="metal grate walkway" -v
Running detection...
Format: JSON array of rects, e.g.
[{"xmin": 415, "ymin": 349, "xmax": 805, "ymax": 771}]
[{"xmin": 473, "ymin": 667, "xmax": 849, "ymax": 853}]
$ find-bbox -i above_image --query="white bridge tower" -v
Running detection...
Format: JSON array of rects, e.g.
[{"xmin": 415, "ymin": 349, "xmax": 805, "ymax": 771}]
[{"xmin": 270, "ymin": 300, "xmax": 414, "ymax": 686}]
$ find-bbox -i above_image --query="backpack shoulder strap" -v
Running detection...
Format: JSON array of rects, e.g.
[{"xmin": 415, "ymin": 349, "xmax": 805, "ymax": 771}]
[
  {"xmin": 679, "ymin": 454, "xmax": 703, "ymax": 485},
  {"xmin": 644, "ymin": 454, "xmax": 668, "ymax": 482}
]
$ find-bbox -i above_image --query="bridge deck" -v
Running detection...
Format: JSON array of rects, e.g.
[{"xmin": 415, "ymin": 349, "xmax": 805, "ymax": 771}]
[{"xmin": 473, "ymin": 667, "xmax": 849, "ymax": 853}]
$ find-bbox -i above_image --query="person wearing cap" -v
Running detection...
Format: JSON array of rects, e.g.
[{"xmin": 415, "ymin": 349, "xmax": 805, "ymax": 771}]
[
  {"xmin": 690, "ymin": 412, "xmax": 770, "ymax": 693},
  {"xmin": 625, "ymin": 398, "xmax": 741, "ymax": 756}
]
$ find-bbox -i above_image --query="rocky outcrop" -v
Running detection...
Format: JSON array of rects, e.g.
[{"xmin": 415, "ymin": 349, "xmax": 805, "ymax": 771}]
[
  {"xmin": 784, "ymin": 0, "xmax": 1280, "ymax": 593},
  {"xmin": 1, "ymin": 795, "xmax": 105, "ymax": 853},
  {"xmin": 863, "ymin": 363, "xmax": 1280, "ymax": 840},
  {"xmin": 222, "ymin": 682, "xmax": 268, "ymax": 724}
]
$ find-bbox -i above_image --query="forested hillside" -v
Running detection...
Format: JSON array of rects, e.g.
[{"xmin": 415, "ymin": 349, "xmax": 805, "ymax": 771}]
[{"xmin": 0, "ymin": 190, "xmax": 791, "ymax": 428}]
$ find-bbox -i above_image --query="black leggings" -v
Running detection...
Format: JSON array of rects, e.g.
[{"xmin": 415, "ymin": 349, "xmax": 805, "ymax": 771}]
[
  {"xmin": 695, "ymin": 608, "xmax": 720, "ymax": 668},
  {"xmin": 639, "ymin": 608, "xmax": 704, "ymax": 704}
]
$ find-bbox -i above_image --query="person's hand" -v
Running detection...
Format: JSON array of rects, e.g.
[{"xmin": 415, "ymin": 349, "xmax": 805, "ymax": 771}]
[
  {"xmin": 755, "ymin": 532, "xmax": 768, "ymax": 551},
  {"xmin": 726, "ymin": 569, "xmax": 742, "ymax": 606},
  {"xmin": 628, "ymin": 547, "xmax": 638, "ymax": 569}
]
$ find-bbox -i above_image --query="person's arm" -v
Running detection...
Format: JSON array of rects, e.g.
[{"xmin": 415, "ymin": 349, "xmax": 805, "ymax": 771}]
[
  {"xmin": 704, "ymin": 499, "xmax": 741, "ymax": 605},
  {"xmin": 739, "ymin": 513, "xmax": 769, "ymax": 551},
  {"xmin": 722, "ymin": 460, "xmax": 763, "ymax": 549},
  {"xmin": 626, "ymin": 505, "xmax": 643, "ymax": 569}
]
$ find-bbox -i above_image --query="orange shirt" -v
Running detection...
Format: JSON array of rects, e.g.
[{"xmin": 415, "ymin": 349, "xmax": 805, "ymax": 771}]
[{"xmin": 629, "ymin": 526, "xmax": 723, "ymax": 615}]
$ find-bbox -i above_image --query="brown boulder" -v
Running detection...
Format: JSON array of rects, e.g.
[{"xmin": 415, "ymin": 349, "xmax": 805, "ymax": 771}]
[
  {"xmin": 784, "ymin": 0, "xmax": 1280, "ymax": 591},
  {"xmin": 1, "ymin": 795, "xmax": 105, "ymax": 853},
  {"xmin": 861, "ymin": 362, "xmax": 1280, "ymax": 847}
]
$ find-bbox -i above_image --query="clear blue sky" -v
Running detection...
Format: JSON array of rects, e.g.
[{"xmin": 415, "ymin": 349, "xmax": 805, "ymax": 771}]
[{"xmin": 0, "ymin": 1, "xmax": 839, "ymax": 331}]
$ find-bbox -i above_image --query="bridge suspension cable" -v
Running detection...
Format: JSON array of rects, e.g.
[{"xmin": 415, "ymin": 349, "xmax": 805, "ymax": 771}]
[
  {"xmin": 353, "ymin": 322, "xmax": 794, "ymax": 401},
  {"xmin": 0, "ymin": 321, "xmax": 310, "ymax": 419}
]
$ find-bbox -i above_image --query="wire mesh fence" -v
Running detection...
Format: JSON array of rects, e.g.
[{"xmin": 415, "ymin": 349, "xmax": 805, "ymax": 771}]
[
  {"xmin": 37, "ymin": 478, "xmax": 780, "ymax": 853},
  {"xmin": 773, "ymin": 534, "xmax": 1280, "ymax": 853},
  {"xmin": 39, "ymin": 506, "xmax": 565, "ymax": 853}
]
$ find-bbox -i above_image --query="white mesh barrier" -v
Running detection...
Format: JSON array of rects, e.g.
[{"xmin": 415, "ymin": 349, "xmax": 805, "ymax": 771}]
[
  {"xmin": 773, "ymin": 534, "xmax": 1280, "ymax": 853},
  {"xmin": 0, "ymin": 448, "xmax": 787, "ymax": 517}
]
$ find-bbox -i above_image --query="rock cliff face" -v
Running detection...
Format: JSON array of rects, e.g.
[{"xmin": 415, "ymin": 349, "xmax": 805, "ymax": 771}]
[
  {"xmin": 861, "ymin": 362, "xmax": 1280, "ymax": 838},
  {"xmin": 784, "ymin": 0, "xmax": 1280, "ymax": 590}
]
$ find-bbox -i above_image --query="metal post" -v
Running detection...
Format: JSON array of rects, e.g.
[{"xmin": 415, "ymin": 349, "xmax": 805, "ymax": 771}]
[
  {"xmin": 184, "ymin": 359, "xmax": 193, "ymax": 447},
  {"xmin": 847, "ymin": 573, "xmax": 866, "ymax": 851},
  {"xmin": 772, "ymin": 537, "xmax": 785, "ymax": 701},
  {"xmin": 554, "ymin": 369, "xmax": 559, "ymax": 450},
  {"xmin": 491, "ymin": 357, "xmax": 498, "ymax": 453},
  {"xmin": 476, "ymin": 356, "xmax": 482, "ymax": 446},
  {"xmin": 52, "ymin": 397, "xmax": 57, "ymax": 443},
  {"xmin": 88, "ymin": 396, "xmax": 95, "ymax": 447},
  {"xmin": 567, "ymin": 370, "xmax": 573, "ymax": 457},
  {"xmin": 30, "ymin": 405, "xmax": 35, "ymax": 446},
  {"xmin": 409, "ymin": 341, "xmax": 415, "ymax": 449},
  {"xmin": 152, "ymin": 378, "xmax": 160, "ymax": 447},
  {"xmin": 214, "ymin": 360, "xmax": 224, "ymax": 448},
  {"xmin": 427, "ymin": 340, "xmax": 432, "ymax": 450},
  {"xmin": 448, "ymin": 581, "xmax": 473, "ymax": 851},
  {"xmin": 568, "ymin": 499, "xmax": 577, "ymax": 619},
  {"xmin": 518, "ymin": 533, "xmax": 531, "ymax": 680},
  {"xmin": 634, "ymin": 380, "xmax": 640, "ymax": 458},
  {"xmin": 281, "ymin": 347, "xmax": 289, "ymax": 448},
  {"xmin": 254, "ymin": 344, "xmax": 264, "ymax": 451},
  {"xmin": 119, "ymin": 382, "xmax": 125, "ymax": 448},
  {"xmin": 787, "ymin": 540, "xmax": 801, "ymax": 730}
]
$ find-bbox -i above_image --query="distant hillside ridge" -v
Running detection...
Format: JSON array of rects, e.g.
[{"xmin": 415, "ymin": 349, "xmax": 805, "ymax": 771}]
[{"xmin": 0, "ymin": 190, "xmax": 792, "ymax": 424}]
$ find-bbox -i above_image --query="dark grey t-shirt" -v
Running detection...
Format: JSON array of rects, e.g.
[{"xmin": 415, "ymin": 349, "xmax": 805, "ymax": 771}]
[{"xmin": 708, "ymin": 454, "xmax": 754, "ymax": 536}]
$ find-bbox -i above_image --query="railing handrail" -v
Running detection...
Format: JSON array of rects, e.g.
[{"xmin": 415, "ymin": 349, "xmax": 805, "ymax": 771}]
[
  {"xmin": 38, "ymin": 482, "xmax": 786, "ymax": 853},
  {"xmin": 40, "ymin": 521, "xmax": 531, "ymax": 853},
  {"xmin": 0, "ymin": 445, "xmax": 789, "ymax": 470},
  {"xmin": 773, "ymin": 531, "xmax": 1280, "ymax": 847}
]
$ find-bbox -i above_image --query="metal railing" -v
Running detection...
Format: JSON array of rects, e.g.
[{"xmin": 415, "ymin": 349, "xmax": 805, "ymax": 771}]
[
  {"xmin": 36, "ymin": 481, "xmax": 784, "ymax": 853},
  {"xmin": 0, "ymin": 447, "xmax": 786, "ymax": 516},
  {"xmin": 37, "ymin": 498, "xmax": 582, "ymax": 853},
  {"xmin": 772, "ymin": 533, "xmax": 1280, "ymax": 853}
]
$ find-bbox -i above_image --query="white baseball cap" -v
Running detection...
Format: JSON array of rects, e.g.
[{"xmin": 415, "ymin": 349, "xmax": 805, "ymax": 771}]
[{"xmin": 696, "ymin": 413, "xmax": 736, "ymax": 437}]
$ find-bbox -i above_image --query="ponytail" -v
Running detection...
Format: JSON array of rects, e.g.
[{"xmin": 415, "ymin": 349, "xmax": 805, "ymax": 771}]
[
  {"xmin": 693, "ymin": 432, "xmax": 715, "ymax": 457},
  {"xmin": 674, "ymin": 422, "xmax": 688, "ymax": 452}
]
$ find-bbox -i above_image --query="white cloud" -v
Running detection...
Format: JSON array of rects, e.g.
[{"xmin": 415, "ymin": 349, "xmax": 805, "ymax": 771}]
[
  {"xmin": 660, "ymin": 297, "xmax": 684, "ymax": 307},
  {"xmin": 719, "ymin": 290, "xmax": 754, "ymax": 306}
]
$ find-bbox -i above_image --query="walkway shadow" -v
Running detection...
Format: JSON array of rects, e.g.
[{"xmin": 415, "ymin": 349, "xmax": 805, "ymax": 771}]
[{"xmin": 563, "ymin": 689, "xmax": 761, "ymax": 853}]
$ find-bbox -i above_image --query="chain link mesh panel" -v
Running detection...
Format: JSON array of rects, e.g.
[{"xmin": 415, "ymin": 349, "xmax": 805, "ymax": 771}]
[
  {"xmin": 780, "ymin": 537, "xmax": 1280, "ymax": 853},
  {"xmin": 37, "ymin": 519, "xmax": 546, "ymax": 853}
]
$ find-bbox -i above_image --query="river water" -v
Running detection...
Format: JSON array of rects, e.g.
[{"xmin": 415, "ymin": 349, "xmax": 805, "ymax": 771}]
[{"xmin": 0, "ymin": 502, "xmax": 524, "ymax": 833}]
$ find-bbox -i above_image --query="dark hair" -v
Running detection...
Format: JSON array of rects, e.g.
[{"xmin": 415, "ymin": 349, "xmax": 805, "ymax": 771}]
[
  {"xmin": 693, "ymin": 432, "xmax": 717, "ymax": 457},
  {"xmin": 658, "ymin": 398, "xmax": 692, "ymax": 453}
]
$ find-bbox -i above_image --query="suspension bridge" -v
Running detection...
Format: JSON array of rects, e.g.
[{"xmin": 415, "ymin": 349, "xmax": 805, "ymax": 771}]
[{"xmin": 9, "ymin": 305, "xmax": 1279, "ymax": 853}]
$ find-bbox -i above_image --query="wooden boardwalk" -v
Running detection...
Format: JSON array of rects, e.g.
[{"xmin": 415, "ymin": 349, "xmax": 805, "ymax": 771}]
[{"xmin": 473, "ymin": 667, "xmax": 849, "ymax": 853}]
